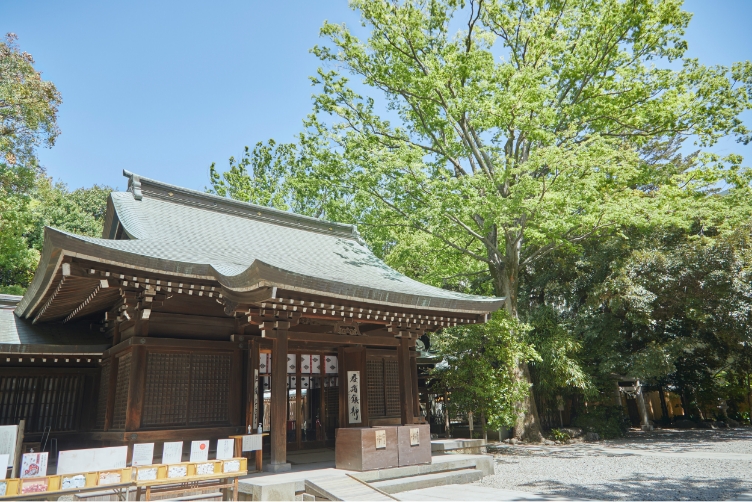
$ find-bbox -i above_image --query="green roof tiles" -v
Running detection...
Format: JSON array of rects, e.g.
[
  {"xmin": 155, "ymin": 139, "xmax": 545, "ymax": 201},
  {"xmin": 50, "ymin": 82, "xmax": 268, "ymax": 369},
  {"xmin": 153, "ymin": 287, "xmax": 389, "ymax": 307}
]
[{"xmin": 16, "ymin": 171, "xmax": 503, "ymax": 320}]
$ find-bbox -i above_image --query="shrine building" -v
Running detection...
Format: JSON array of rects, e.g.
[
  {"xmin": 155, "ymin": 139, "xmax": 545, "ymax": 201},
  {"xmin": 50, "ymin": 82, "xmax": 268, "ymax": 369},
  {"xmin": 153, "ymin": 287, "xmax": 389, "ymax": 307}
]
[{"xmin": 3, "ymin": 170, "xmax": 502, "ymax": 472}]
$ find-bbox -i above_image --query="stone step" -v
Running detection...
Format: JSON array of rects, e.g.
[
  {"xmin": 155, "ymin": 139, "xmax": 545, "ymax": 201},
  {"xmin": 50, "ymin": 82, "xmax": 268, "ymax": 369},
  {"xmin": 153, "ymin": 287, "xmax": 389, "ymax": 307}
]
[
  {"xmin": 353, "ymin": 455, "xmax": 492, "ymax": 483},
  {"xmin": 305, "ymin": 476, "xmax": 394, "ymax": 501},
  {"xmin": 370, "ymin": 468, "xmax": 484, "ymax": 494}
]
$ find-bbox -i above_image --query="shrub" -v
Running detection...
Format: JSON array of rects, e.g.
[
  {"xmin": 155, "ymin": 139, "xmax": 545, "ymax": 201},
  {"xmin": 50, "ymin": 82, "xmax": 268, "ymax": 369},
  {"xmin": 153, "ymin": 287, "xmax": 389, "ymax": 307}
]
[
  {"xmin": 572, "ymin": 405, "xmax": 631, "ymax": 439},
  {"xmin": 550, "ymin": 429, "xmax": 571, "ymax": 442}
]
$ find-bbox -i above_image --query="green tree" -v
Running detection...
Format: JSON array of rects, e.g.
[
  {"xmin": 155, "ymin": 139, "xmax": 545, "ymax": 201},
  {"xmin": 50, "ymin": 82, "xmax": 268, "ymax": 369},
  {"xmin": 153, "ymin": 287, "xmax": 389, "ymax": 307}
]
[
  {"xmin": 0, "ymin": 33, "xmax": 61, "ymax": 293},
  {"xmin": 527, "ymin": 219, "xmax": 752, "ymax": 422},
  {"xmin": 27, "ymin": 176, "xmax": 112, "ymax": 251},
  {"xmin": 212, "ymin": 0, "xmax": 752, "ymax": 439},
  {"xmin": 431, "ymin": 311, "xmax": 539, "ymax": 431},
  {"xmin": 1, "ymin": 32, "xmax": 61, "ymax": 169}
]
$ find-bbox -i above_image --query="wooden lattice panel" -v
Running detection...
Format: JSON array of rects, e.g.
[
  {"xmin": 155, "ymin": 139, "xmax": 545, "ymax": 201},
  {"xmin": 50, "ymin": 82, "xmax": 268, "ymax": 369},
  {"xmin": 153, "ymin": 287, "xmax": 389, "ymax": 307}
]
[
  {"xmin": 94, "ymin": 361, "xmax": 110, "ymax": 430},
  {"xmin": 111, "ymin": 353, "xmax": 132, "ymax": 430},
  {"xmin": 384, "ymin": 360, "xmax": 401, "ymax": 416},
  {"xmin": 325, "ymin": 379, "xmax": 339, "ymax": 435},
  {"xmin": 34, "ymin": 375, "xmax": 84, "ymax": 432},
  {"xmin": 367, "ymin": 360, "xmax": 386, "ymax": 417},
  {"xmin": 142, "ymin": 353, "xmax": 190, "ymax": 427},
  {"xmin": 188, "ymin": 354, "xmax": 230, "ymax": 424},
  {"xmin": 0, "ymin": 373, "xmax": 85, "ymax": 433},
  {"xmin": 0, "ymin": 376, "xmax": 36, "ymax": 427}
]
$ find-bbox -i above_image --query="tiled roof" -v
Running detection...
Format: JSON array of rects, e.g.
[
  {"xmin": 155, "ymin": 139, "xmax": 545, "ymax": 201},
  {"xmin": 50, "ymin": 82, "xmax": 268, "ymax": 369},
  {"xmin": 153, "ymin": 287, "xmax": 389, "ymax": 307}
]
[
  {"xmin": 15, "ymin": 171, "xmax": 503, "ymax": 319},
  {"xmin": 1, "ymin": 302, "xmax": 109, "ymax": 354}
]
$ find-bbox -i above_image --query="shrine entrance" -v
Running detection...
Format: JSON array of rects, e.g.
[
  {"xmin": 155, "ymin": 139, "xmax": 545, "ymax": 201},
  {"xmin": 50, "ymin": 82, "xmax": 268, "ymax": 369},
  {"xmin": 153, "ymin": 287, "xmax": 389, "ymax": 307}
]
[{"xmin": 258, "ymin": 350, "xmax": 340, "ymax": 451}]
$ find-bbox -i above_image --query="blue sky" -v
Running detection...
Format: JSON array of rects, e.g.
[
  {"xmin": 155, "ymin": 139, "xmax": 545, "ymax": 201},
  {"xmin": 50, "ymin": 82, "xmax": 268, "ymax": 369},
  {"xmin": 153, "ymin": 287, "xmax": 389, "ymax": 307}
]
[{"xmin": 2, "ymin": 0, "xmax": 751, "ymax": 191}]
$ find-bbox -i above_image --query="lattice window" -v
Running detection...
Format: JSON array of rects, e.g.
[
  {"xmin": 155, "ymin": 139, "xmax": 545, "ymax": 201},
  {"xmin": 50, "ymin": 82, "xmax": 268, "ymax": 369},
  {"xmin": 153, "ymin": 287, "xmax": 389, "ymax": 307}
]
[
  {"xmin": 367, "ymin": 360, "xmax": 386, "ymax": 417},
  {"xmin": 0, "ymin": 373, "xmax": 85, "ymax": 433},
  {"xmin": 94, "ymin": 361, "xmax": 110, "ymax": 430},
  {"xmin": 142, "ymin": 353, "xmax": 189, "ymax": 427},
  {"xmin": 33, "ymin": 375, "xmax": 83, "ymax": 432},
  {"xmin": 384, "ymin": 360, "xmax": 401, "ymax": 417},
  {"xmin": 0, "ymin": 376, "xmax": 36, "ymax": 427},
  {"xmin": 325, "ymin": 379, "xmax": 339, "ymax": 436},
  {"xmin": 188, "ymin": 354, "xmax": 230, "ymax": 424},
  {"xmin": 111, "ymin": 353, "xmax": 132, "ymax": 430}
]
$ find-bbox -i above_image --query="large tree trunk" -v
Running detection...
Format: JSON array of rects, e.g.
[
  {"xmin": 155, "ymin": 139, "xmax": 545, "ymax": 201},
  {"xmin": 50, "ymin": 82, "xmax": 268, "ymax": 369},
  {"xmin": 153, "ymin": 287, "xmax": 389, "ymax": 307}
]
[{"xmin": 487, "ymin": 235, "xmax": 543, "ymax": 442}]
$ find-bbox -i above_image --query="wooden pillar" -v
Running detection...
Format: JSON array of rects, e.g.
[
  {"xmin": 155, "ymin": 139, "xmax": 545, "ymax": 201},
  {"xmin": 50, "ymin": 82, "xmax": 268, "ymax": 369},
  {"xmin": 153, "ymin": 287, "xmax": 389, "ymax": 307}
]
[
  {"xmin": 338, "ymin": 346, "xmax": 346, "ymax": 429},
  {"xmin": 103, "ymin": 357, "xmax": 118, "ymax": 431},
  {"xmin": 296, "ymin": 353, "xmax": 302, "ymax": 446},
  {"xmin": 397, "ymin": 337, "xmax": 415, "ymax": 425},
  {"xmin": 265, "ymin": 321, "xmax": 291, "ymax": 472},
  {"xmin": 125, "ymin": 346, "xmax": 147, "ymax": 431},
  {"xmin": 320, "ymin": 352, "xmax": 327, "ymax": 440},
  {"xmin": 411, "ymin": 354, "xmax": 420, "ymax": 420},
  {"xmin": 248, "ymin": 340, "xmax": 260, "ymax": 433}
]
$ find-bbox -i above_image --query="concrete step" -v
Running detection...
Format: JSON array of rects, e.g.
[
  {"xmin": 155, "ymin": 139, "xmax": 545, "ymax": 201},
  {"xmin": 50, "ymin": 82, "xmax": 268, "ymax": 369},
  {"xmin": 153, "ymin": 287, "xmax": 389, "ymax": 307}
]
[
  {"xmin": 306, "ymin": 476, "xmax": 394, "ymax": 501},
  {"xmin": 370, "ymin": 468, "xmax": 484, "ymax": 494},
  {"xmin": 353, "ymin": 454, "xmax": 493, "ymax": 483}
]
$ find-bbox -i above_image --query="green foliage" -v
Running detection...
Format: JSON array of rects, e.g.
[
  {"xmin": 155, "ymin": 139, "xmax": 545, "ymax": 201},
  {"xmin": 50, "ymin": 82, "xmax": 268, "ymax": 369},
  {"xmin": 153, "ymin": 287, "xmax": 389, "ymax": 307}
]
[
  {"xmin": 430, "ymin": 310, "xmax": 539, "ymax": 428},
  {"xmin": 27, "ymin": 176, "xmax": 112, "ymax": 251},
  {"xmin": 0, "ymin": 161, "xmax": 39, "ymax": 289},
  {"xmin": 210, "ymin": 0, "xmax": 752, "ymax": 435},
  {"xmin": 549, "ymin": 428, "xmax": 570, "ymax": 442},
  {"xmin": 1, "ymin": 33, "xmax": 61, "ymax": 169},
  {"xmin": 0, "ymin": 173, "xmax": 112, "ymax": 290},
  {"xmin": 0, "ymin": 33, "xmax": 62, "ymax": 291},
  {"xmin": 0, "ymin": 284, "xmax": 25, "ymax": 295},
  {"xmin": 572, "ymin": 405, "xmax": 631, "ymax": 439}
]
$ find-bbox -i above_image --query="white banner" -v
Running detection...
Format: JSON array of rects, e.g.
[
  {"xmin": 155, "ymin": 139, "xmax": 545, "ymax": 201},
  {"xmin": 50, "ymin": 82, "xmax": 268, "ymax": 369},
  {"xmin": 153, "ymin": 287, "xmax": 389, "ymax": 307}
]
[{"xmin": 347, "ymin": 370, "xmax": 361, "ymax": 424}]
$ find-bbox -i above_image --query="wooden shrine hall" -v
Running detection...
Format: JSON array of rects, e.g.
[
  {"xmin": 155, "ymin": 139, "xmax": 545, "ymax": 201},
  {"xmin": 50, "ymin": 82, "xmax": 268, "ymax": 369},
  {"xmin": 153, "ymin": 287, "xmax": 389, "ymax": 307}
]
[{"xmin": 6, "ymin": 170, "xmax": 502, "ymax": 472}]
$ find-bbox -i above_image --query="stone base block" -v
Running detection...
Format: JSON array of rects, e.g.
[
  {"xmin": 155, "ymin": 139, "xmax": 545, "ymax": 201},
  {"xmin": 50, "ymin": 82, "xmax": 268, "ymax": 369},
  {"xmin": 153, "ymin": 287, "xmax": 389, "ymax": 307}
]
[{"xmin": 264, "ymin": 462, "xmax": 292, "ymax": 473}]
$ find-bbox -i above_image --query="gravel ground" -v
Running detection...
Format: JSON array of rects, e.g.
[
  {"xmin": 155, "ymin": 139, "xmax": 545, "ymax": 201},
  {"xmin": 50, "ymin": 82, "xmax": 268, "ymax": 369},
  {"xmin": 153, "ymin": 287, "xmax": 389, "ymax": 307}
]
[{"xmin": 476, "ymin": 428, "xmax": 752, "ymax": 500}]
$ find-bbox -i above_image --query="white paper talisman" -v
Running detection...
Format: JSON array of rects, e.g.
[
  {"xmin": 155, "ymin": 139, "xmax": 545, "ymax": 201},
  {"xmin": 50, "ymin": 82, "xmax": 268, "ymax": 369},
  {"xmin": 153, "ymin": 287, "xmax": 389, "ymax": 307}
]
[
  {"xmin": 0, "ymin": 455, "xmax": 7, "ymax": 479},
  {"xmin": 98, "ymin": 470, "xmax": 121, "ymax": 485},
  {"xmin": 241, "ymin": 434, "xmax": 262, "ymax": 452},
  {"xmin": 137, "ymin": 467, "xmax": 157, "ymax": 481},
  {"xmin": 196, "ymin": 462, "xmax": 214, "ymax": 475},
  {"xmin": 167, "ymin": 465, "xmax": 187, "ymax": 478},
  {"xmin": 61, "ymin": 474, "xmax": 86, "ymax": 489},
  {"xmin": 189, "ymin": 440, "xmax": 209, "ymax": 463},
  {"xmin": 57, "ymin": 446, "xmax": 127, "ymax": 475},
  {"xmin": 223, "ymin": 460, "xmax": 240, "ymax": 473},
  {"xmin": 0, "ymin": 426, "xmax": 17, "ymax": 469},
  {"xmin": 20, "ymin": 452, "xmax": 48, "ymax": 478},
  {"xmin": 162, "ymin": 442, "xmax": 183, "ymax": 465},
  {"xmin": 216, "ymin": 439, "xmax": 234, "ymax": 460},
  {"xmin": 131, "ymin": 443, "xmax": 154, "ymax": 466}
]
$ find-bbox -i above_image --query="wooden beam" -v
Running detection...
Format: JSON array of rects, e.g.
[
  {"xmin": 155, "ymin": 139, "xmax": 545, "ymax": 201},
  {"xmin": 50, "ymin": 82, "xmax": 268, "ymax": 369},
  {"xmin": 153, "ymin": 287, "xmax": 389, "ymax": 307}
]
[{"xmin": 265, "ymin": 331, "xmax": 399, "ymax": 347}]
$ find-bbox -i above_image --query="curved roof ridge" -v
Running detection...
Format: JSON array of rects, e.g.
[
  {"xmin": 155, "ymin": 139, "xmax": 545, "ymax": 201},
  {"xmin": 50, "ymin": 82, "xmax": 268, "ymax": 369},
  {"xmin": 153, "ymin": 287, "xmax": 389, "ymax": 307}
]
[{"xmin": 123, "ymin": 170, "xmax": 362, "ymax": 241}]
